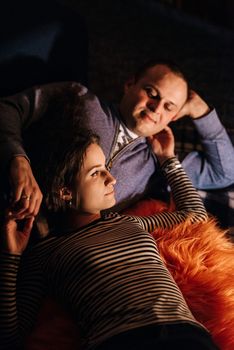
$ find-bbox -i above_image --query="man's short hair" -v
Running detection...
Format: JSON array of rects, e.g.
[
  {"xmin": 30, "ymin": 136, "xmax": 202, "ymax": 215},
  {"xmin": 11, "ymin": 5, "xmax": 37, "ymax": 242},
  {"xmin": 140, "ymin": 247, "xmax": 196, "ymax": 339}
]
[{"xmin": 134, "ymin": 58, "xmax": 189, "ymax": 85}]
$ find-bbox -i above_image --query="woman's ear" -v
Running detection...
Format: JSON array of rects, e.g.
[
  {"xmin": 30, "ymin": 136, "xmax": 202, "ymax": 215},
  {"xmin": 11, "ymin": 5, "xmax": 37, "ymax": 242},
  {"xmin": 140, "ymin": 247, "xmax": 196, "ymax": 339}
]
[{"xmin": 59, "ymin": 187, "xmax": 72, "ymax": 202}]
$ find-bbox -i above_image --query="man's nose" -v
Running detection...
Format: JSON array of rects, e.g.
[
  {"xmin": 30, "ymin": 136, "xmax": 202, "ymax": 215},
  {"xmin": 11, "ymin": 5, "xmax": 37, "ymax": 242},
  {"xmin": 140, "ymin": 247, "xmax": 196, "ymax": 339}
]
[{"xmin": 147, "ymin": 100, "xmax": 162, "ymax": 115}]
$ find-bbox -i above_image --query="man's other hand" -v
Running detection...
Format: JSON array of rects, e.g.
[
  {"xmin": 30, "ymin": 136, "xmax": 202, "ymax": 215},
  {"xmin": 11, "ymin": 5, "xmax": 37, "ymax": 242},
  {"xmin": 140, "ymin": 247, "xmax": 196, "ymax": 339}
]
[{"xmin": 172, "ymin": 90, "xmax": 211, "ymax": 121}]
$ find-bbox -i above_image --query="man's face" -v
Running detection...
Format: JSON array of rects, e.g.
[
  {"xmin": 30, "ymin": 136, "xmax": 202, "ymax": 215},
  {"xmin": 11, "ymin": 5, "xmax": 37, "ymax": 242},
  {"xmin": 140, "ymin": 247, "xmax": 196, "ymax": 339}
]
[{"xmin": 119, "ymin": 64, "xmax": 188, "ymax": 137}]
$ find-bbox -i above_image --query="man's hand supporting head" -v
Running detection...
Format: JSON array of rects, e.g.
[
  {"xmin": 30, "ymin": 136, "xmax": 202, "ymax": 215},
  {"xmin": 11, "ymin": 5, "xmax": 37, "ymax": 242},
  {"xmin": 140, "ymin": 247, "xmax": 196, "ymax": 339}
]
[{"xmin": 173, "ymin": 90, "xmax": 211, "ymax": 121}]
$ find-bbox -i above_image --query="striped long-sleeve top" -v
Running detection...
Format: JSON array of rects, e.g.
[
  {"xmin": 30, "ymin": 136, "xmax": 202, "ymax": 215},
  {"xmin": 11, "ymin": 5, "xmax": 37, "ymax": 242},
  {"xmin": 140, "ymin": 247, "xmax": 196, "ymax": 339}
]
[{"xmin": 0, "ymin": 157, "xmax": 208, "ymax": 350}]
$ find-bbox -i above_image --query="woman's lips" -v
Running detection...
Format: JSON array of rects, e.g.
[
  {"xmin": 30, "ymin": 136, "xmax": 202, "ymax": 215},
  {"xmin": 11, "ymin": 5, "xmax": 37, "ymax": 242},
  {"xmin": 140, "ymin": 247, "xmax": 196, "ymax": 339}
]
[{"xmin": 105, "ymin": 189, "xmax": 115, "ymax": 196}]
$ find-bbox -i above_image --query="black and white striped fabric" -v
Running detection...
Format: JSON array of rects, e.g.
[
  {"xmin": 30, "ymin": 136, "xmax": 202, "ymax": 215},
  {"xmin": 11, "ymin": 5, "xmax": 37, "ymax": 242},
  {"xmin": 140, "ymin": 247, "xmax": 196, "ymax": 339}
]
[{"xmin": 0, "ymin": 158, "xmax": 208, "ymax": 350}]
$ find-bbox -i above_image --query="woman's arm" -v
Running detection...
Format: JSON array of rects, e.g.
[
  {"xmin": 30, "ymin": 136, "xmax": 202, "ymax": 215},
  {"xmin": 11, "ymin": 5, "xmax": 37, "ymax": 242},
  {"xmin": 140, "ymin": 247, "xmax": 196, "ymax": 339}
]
[
  {"xmin": 132, "ymin": 127, "xmax": 208, "ymax": 232},
  {"xmin": 0, "ymin": 217, "xmax": 46, "ymax": 349}
]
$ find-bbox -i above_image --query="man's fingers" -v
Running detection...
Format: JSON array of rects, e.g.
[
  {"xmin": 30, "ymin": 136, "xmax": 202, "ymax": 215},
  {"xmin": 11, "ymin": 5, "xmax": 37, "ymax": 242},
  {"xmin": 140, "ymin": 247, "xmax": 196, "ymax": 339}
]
[
  {"xmin": 33, "ymin": 197, "xmax": 43, "ymax": 217},
  {"xmin": 26, "ymin": 193, "xmax": 43, "ymax": 217},
  {"xmin": 9, "ymin": 156, "xmax": 43, "ymax": 215},
  {"xmin": 11, "ymin": 180, "xmax": 33, "ymax": 204},
  {"xmin": 23, "ymin": 216, "xmax": 35, "ymax": 234},
  {"xmin": 11, "ymin": 182, "xmax": 25, "ymax": 203},
  {"xmin": 10, "ymin": 191, "xmax": 43, "ymax": 218}
]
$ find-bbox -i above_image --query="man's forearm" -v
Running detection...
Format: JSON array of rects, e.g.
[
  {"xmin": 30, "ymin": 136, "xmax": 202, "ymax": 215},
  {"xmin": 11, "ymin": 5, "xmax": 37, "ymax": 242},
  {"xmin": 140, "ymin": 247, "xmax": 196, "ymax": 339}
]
[
  {"xmin": 0, "ymin": 81, "xmax": 82, "ymax": 168},
  {"xmin": 183, "ymin": 109, "xmax": 234, "ymax": 189}
]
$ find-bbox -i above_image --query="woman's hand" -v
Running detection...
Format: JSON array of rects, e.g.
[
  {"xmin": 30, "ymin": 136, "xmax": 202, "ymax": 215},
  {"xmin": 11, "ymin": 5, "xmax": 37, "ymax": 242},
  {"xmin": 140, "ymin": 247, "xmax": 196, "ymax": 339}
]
[
  {"xmin": 1, "ymin": 213, "xmax": 34, "ymax": 255},
  {"xmin": 147, "ymin": 126, "xmax": 175, "ymax": 165}
]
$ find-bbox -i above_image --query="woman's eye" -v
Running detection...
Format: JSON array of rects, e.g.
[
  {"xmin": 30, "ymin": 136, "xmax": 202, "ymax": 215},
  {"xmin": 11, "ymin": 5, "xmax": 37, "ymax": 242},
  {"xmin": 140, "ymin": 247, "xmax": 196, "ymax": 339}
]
[{"xmin": 91, "ymin": 171, "xmax": 99, "ymax": 177}]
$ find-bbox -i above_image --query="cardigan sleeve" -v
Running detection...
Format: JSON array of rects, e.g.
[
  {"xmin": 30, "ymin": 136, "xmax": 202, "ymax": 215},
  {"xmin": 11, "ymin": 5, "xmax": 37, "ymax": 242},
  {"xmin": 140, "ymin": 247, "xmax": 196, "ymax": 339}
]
[
  {"xmin": 182, "ymin": 109, "xmax": 234, "ymax": 189},
  {"xmin": 0, "ymin": 81, "xmax": 87, "ymax": 169}
]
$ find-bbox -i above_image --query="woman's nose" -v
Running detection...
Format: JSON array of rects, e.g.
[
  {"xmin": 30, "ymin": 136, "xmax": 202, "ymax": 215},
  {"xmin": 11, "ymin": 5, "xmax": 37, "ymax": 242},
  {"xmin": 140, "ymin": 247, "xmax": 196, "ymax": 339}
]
[{"xmin": 105, "ymin": 171, "xmax": 116, "ymax": 185}]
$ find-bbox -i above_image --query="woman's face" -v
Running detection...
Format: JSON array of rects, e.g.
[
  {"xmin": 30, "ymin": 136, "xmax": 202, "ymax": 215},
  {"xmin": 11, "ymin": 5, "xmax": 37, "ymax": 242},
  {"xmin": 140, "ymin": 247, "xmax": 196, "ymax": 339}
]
[{"xmin": 74, "ymin": 143, "xmax": 116, "ymax": 214}]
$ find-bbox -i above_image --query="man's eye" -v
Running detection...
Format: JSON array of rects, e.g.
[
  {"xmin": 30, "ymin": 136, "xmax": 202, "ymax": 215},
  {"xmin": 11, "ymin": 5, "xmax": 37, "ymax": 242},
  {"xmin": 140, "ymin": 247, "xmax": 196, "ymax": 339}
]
[
  {"xmin": 144, "ymin": 87, "xmax": 157, "ymax": 99},
  {"xmin": 165, "ymin": 103, "xmax": 173, "ymax": 112}
]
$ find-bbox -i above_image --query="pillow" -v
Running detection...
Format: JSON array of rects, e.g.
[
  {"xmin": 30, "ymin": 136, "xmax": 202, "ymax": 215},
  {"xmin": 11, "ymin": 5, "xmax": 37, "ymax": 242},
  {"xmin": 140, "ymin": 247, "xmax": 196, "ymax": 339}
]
[{"xmin": 26, "ymin": 198, "xmax": 234, "ymax": 350}]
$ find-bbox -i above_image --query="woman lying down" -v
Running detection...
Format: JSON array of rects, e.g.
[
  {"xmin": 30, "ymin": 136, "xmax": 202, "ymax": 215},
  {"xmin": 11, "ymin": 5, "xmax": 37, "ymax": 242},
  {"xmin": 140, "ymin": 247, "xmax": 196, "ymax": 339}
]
[{"xmin": 0, "ymin": 126, "xmax": 218, "ymax": 350}]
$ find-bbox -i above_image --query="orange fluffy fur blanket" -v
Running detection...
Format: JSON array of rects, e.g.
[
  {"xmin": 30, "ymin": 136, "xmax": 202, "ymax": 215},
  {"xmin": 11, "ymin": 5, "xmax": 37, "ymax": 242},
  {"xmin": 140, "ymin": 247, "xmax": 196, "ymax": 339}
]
[{"xmin": 26, "ymin": 199, "xmax": 234, "ymax": 350}]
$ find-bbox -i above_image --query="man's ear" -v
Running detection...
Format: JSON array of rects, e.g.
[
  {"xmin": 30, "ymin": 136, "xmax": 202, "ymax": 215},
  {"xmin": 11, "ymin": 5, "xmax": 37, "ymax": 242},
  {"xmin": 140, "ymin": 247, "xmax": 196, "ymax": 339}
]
[
  {"xmin": 59, "ymin": 187, "xmax": 72, "ymax": 202},
  {"xmin": 124, "ymin": 77, "xmax": 135, "ymax": 93}
]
